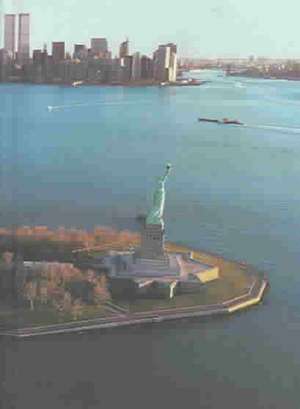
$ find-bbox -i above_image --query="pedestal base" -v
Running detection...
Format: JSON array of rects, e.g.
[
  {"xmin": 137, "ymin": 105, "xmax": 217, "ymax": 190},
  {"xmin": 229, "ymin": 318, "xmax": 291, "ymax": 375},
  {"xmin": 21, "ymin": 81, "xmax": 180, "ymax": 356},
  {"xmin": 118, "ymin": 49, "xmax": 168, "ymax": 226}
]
[{"xmin": 131, "ymin": 254, "xmax": 181, "ymax": 277}]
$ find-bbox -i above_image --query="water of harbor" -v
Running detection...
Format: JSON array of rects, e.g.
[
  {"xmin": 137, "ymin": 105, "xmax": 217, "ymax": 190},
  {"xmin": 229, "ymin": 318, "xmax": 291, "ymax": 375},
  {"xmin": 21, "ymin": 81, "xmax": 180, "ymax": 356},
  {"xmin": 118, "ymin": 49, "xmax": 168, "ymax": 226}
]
[{"xmin": 1, "ymin": 71, "xmax": 300, "ymax": 408}]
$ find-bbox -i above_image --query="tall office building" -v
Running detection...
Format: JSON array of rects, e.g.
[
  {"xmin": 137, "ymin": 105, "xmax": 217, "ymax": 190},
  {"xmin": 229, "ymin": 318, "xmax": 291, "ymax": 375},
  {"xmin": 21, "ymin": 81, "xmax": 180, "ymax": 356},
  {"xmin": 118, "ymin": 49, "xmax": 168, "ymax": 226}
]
[
  {"xmin": 120, "ymin": 55, "xmax": 133, "ymax": 82},
  {"xmin": 153, "ymin": 43, "xmax": 177, "ymax": 82},
  {"xmin": 32, "ymin": 49, "xmax": 42, "ymax": 64},
  {"xmin": 52, "ymin": 42, "xmax": 65, "ymax": 63},
  {"xmin": 4, "ymin": 14, "xmax": 16, "ymax": 57},
  {"xmin": 90, "ymin": 38, "xmax": 108, "ymax": 57},
  {"xmin": 119, "ymin": 39, "xmax": 129, "ymax": 58},
  {"xmin": 73, "ymin": 44, "xmax": 88, "ymax": 60},
  {"xmin": 141, "ymin": 55, "xmax": 153, "ymax": 79},
  {"xmin": 167, "ymin": 43, "xmax": 177, "ymax": 82},
  {"xmin": 0, "ymin": 49, "xmax": 10, "ymax": 81},
  {"xmin": 166, "ymin": 43, "xmax": 177, "ymax": 54},
  {"xmin": 153, "ymin": 45, "xmax": 170, "ymax": 82},
  {"xmin": 18, "ymin": 13, "xmax": 30, "ymax": 64},
  {"xmin": 131, "ymin": 52, "xmax": 141, "ymax": 81},
  {"xmin": 33, "ymin": 46, "xmax": 47, "ymax": 65}
]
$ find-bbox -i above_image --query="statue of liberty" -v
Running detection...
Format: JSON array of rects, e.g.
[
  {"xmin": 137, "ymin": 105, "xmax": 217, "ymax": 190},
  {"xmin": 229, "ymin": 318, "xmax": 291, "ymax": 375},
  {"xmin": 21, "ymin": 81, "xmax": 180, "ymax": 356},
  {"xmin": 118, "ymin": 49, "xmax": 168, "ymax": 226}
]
[{"xmin": 146, "ymin": 163, "xmax": 172, "ymax": 227}]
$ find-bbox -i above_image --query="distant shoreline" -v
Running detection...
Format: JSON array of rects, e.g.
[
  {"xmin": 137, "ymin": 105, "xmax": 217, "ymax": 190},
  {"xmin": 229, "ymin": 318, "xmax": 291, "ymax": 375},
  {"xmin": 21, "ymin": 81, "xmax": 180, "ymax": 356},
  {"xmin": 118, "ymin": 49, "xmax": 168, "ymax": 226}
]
[
  {"xmin": 0, "ymin": 80, "xmax": 160, "ymax": 88},
  {"xmin": 228, "ymin": 72, "xmax": 300, "ymax": 81},
  {"xmin": 0, "ymin": 79, "xmax": 206, "ymax": 88}
]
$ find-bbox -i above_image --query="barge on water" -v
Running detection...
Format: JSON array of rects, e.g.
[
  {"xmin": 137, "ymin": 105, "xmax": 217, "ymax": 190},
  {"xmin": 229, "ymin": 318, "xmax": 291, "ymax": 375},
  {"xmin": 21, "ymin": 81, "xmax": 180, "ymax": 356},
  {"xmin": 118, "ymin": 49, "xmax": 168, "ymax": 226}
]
[{"xmin": 198, "ymin": 117, "xmax": 245, "ymax": 126}]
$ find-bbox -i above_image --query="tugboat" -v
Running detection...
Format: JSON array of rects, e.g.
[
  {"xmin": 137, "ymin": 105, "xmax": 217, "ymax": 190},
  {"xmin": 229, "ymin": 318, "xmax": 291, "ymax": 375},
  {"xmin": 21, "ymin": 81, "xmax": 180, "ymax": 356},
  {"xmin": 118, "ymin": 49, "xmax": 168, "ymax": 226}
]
[
  {"xmin": 198, "ymin": 117, "xmax": 244, "ymax": 126},
  {"xmin": 198, "ymin": 118, "xmax": 220, "ymax": 124}
]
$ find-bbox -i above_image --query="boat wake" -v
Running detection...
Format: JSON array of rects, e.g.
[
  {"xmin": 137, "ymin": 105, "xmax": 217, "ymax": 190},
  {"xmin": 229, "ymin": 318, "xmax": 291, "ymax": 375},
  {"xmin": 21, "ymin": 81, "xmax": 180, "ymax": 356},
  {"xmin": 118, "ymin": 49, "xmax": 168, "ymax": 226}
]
[
  {"xmin": 247, "ymin": 124, "xmax": 300, "ymax": 134},
  {"xmin": 47, "ymin": 100, "xmax": 150, "ymax": 112},
  {"xmin": 234, "ymin": 82, "xmax": 246, "ymax": 89},
  {"xmin": 263, "ymin": 96, "xmax": 300, "ymax": 106}
]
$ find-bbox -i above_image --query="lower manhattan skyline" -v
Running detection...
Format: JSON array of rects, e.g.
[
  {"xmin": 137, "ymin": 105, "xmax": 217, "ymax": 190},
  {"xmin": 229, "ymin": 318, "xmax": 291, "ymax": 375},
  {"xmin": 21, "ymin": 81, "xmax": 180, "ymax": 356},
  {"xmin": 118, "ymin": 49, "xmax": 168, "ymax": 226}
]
[{"xmin": 1, "ymin": 0, "xmax": 300, "ymax": 58}]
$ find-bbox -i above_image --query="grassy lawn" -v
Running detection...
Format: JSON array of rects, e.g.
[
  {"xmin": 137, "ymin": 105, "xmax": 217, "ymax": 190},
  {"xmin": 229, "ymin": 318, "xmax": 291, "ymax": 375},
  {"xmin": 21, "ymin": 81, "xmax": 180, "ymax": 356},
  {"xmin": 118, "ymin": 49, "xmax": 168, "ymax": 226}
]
[{"xmin": 0, "ymin": 304, "xmax": 114, "ymax": 329}]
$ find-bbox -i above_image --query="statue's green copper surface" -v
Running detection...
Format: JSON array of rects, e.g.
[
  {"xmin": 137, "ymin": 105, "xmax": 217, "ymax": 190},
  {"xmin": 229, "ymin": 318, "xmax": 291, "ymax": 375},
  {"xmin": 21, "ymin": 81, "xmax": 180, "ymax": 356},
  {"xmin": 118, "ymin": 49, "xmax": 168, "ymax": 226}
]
[{"xmin": 146, "ymin": 163, "xmax": 172, "ymax": 227}]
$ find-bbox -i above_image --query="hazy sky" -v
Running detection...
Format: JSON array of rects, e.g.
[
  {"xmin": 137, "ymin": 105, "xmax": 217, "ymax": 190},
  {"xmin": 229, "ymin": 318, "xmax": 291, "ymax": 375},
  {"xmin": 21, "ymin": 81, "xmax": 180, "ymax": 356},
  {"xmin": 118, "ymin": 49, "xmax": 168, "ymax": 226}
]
[{"xmin": 1, "ymin": 0, "xmax": 300, "ymax": 58}]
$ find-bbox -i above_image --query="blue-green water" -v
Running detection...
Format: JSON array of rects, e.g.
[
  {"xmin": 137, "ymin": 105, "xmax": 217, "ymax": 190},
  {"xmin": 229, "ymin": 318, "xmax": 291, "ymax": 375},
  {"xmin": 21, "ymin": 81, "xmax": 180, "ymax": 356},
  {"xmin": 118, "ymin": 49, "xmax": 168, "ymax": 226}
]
[{"xmin": 1, "ymin": 71, "xmax": 300, "ymax": 408}]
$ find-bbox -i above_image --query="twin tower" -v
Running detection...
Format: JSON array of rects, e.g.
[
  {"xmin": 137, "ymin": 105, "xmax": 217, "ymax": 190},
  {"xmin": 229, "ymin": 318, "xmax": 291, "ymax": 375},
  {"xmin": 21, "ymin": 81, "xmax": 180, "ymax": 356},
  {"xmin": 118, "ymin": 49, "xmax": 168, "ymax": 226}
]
[{"xmin": 4, "ymin": 13, "xmax": 30, "ymax": 64}]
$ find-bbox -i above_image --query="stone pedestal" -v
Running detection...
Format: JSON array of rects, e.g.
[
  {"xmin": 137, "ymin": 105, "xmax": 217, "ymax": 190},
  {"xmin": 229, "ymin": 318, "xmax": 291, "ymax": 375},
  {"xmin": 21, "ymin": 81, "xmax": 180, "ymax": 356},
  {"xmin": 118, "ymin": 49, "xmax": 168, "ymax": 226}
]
[
  {"xmin": 139, "ymin": 223, "xmax": 167, "ymax": 261},
  {"xmin": 131, "ymin": 253, "xmax": 180, "ymax": 277}
]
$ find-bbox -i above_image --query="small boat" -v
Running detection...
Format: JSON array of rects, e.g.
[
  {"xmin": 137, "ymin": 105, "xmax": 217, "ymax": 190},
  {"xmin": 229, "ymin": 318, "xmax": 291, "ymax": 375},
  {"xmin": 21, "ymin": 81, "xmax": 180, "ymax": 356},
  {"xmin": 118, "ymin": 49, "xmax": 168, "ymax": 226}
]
[
  {"xmin": 171, "ymin": 79, "xmax": 207, "ymax": 86},
  {"xmin": 198, "ymin": 117, "xmax": 244, "ymax": 126},
  {"xmin": 72, "ymin": 81, "xmax": 84, "ymax": 87}
]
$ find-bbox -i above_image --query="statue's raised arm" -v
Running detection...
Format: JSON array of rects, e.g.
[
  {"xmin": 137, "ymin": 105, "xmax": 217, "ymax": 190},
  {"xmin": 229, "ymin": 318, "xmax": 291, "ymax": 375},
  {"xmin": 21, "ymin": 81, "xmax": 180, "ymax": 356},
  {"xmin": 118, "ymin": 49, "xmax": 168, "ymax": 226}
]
[
  {"xmin": 146, "ymin": 163, "xmax": 172, "ymax": 227},
  {"xmin": 162, "ymin": 163, "xmax": 172, "ymax": 183}
]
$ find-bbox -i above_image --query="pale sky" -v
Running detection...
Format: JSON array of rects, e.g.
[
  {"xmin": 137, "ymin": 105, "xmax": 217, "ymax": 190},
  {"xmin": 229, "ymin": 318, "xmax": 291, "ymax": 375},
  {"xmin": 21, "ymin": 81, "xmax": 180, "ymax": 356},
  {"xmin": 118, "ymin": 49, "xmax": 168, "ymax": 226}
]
[{"xmin": 1, "ymin": 0, "xmax": 300, "ymax": 58}]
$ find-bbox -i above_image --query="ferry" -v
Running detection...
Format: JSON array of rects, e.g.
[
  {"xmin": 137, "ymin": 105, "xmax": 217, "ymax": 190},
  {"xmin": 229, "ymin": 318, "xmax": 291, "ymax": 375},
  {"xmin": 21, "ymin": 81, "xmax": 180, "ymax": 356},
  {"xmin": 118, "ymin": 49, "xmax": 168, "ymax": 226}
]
[
  {"xmin": 171, "ymin": 79, "xmax": 207, "ymax": 86},
  {"xmin": 198, "ymin": 117, "xmax": 244, "ymax": 126},
  {"xmin": 72, "ymin": 81, "xmax": 84, "ymax": 87}
]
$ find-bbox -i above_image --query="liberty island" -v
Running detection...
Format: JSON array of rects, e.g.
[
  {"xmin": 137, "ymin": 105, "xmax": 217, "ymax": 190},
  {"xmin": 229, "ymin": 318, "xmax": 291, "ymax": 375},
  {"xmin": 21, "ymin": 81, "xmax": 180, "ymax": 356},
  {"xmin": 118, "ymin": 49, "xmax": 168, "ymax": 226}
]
[{"xmin": 0, "ymin": 163, "xmax": 268, "ymax": 338}]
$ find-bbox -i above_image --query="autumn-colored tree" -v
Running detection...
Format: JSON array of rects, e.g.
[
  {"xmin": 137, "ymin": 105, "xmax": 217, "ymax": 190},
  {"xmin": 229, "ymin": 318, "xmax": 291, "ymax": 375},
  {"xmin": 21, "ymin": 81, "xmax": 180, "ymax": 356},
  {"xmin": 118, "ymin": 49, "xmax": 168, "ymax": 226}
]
[
  {"xmin": 49, "ymin": 287, "xmax": 65, "ymax": 311},
  {"xmin": 38, "ymin": 278, "xmax": 48, "ymax": 305},
  {"xmin": 0, "ymin": 225, "xmax": 144, "ymax": 311},
  {"xmin": 93, "ymin": 274, "xmax": 111, "ymax": 304},
  {"xmin": 23, "ymin": 280, "xmax": 38, "ymax": 311},
  {"xmin": 71, "ymin": 299, "xmax": 83, "ymax": 320},
  {"xmin": 0, "ymin": 225, "xmax": 141, "ymax": 256},
  {"xmin": 1, "ymin": 252, "xmax": 14, "ymax": 265},
  {"xmin": 65, "ymin": 279, "xmax": 95, "ymax": 304},
  {"xmin": 62, "ymin": 291, "xmax": 72, "ymax": 313}
]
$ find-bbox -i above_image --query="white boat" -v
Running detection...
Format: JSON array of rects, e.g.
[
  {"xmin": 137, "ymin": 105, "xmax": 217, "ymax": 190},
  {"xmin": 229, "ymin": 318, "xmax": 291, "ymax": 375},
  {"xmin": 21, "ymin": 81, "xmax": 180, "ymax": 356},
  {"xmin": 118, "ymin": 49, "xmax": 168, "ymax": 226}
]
[{"xmin": 72, "ymin": 81, "xmax": 84, "ymax": 87}]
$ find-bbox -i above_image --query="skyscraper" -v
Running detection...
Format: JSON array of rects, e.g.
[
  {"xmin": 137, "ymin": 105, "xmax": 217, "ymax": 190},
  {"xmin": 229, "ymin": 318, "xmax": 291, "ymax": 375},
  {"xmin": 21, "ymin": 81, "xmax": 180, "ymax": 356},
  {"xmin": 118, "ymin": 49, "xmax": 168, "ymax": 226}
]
[
  {"xmin": 166, "ymin": 43, "xmax": 177, "ymax": 54},
  {"xmin": 119, "ymin": 39, "xmax": 129, "ymax": 58},
  {"xmin": 141, "ymin": 56, "xmax": 153, "ymax": 80},
  {"xmin": 153, "ymin": 45, "xmax": 170, "ymax": 82},
  {"xmin": 52, "ymin": 42, "xmax": 65, "ymax": 63},
  {"xmin": 90, "ymin": 38, "xmax": 109, "ymax": 58},
  {"xmin": 0, "ymin": 49, "xmax": 10, "ymax": 82},
  {"xmin": 167, "ymin": 43, "xmax": 177, "ymax": 82},
  {"xmin": 73, "ymin": 44, "xmax": 88, "ymax": 60},
  {"xmin": 4, "ymin": 14, "xmax": 16, "ymax": 57},
  {"xmin": 32, "ymin": 49, "xmax": 43, "ymax": 64},
  {"xmin": 120, "ymin": 55, "xmax": 133, "ymax": 82},
  {"xmin": 153, "ymin": 43, "xmax": 177, "ymax": 82},
  {"xmin": 131, "ymin": 52, "xmax": 141, "ymax": 81},
  {"xmin": 18, "ymin": 13, "xmax": 30, "ymax": 65}
]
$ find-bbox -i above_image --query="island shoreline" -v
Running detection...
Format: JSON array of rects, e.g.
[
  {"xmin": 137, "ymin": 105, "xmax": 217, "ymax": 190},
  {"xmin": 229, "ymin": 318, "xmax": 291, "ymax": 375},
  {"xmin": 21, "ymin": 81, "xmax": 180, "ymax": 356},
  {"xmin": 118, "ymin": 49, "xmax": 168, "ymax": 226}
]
[{"xmin": 0, "ymin": 274, "xmax": 269, "ymax": 339}]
